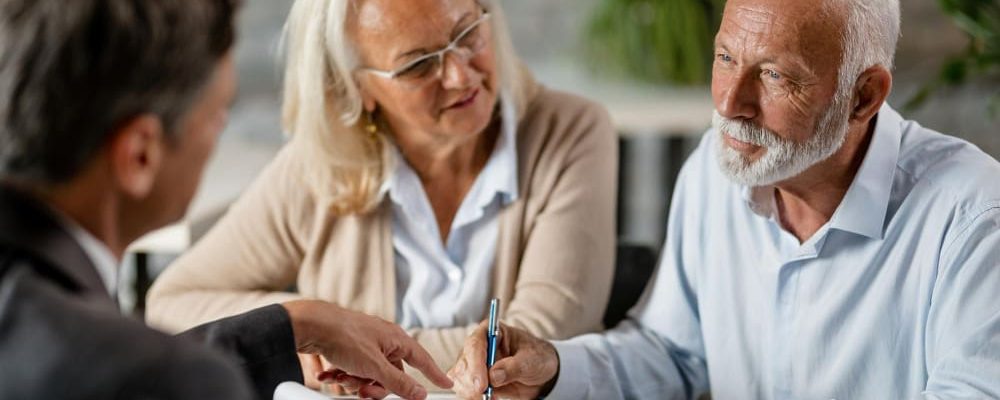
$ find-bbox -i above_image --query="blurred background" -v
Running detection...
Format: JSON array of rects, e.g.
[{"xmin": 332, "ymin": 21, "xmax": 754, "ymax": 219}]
[{"xmin": 122, "ymin": 0, "xmax": 999, "ymax": 313}]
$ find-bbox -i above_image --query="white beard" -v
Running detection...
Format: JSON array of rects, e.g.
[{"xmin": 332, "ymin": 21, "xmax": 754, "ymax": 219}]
[{"xmin": 712, "ymin": 95, "xmax": 852, "ymax": 187}]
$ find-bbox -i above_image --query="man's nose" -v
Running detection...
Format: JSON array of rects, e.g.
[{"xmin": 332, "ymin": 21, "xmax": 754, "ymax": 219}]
[{"xmin": 716, "ymin": 71, "xmax": 759, "ymax": 120}]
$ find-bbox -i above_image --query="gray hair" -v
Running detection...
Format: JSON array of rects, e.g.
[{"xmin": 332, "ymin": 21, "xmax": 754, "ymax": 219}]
[
  {"xmin": 0, "ymin": 0, "xmax": 240, "ymax": 184},
  {"xmin": 280, "ymin": 0, "xmax": 525, "ymax": 214},
  {"xmin": 833, "ymin": 0, "xmax": 901, "ymax": 100}
]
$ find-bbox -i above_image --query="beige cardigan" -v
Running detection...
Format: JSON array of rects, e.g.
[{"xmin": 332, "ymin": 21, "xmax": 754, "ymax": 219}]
[{"xmin": 146, "ymin": 78, "xmax": 618, "ymax": 372}]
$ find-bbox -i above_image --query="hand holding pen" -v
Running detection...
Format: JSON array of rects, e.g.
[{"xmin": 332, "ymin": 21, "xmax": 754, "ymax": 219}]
[{"xmin": 447, "ymin": 300, "xmax": 561, "ymax": 400}]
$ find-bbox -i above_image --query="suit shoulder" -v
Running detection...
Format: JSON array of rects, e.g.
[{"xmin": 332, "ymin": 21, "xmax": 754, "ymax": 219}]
[{"xmin": 0, "ymin": 262, "xmax": 252, "ymax": 399}]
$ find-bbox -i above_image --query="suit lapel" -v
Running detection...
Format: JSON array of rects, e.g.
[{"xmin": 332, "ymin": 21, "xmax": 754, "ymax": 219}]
[{"xmin": 0, "ymin": 185, "xmax": 112, "ymax": 303}]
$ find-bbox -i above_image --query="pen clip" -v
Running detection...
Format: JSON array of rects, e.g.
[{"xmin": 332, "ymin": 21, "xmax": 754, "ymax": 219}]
[{"xmin": 487, "ymin": 298, "xmax": 500, "ymax": 333}]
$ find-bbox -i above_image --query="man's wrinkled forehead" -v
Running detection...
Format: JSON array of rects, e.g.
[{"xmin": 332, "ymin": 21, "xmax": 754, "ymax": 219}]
[
  {"xmin": 726, "ymin": 3, "xmax": 788, "ymax": 36},
  {"xmin": 718, "ymin": 0, "xmax": 845, "ymax": 67}
]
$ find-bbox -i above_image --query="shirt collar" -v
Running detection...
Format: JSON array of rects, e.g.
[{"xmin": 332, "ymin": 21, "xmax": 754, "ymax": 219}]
[
  {"xmin": 826, "ymin": 104, "xmax": 902, "ymax": 239},
  {"xmin": 478, "ymin": 93, "xmax": 520, "ymax": 205},
  {"xmin": 742, "ymin": 103, "xmax": 903, "ymax": 240},
  {"xmin": 386, "ymin": 94, "xmax": 520, "ymax": 211},
  {"xmin": 51, "ymin": 209, "xmax": 119, "ymax": 296}
]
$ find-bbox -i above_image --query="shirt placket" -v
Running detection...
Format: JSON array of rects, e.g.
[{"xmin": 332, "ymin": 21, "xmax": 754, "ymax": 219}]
[
  {"xmin": 773, "ymin": 231, "xmax": 807, "ymax": 400},
  {"xmin": 439, "ymin": 222, "xmax": 470, "ymax": 326},
  {"xmin": 774, "ymin": 263, "xmax": 800, "ymax": 399}
]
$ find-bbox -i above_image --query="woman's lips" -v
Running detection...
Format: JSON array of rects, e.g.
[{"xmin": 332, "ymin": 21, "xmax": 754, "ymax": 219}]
[{"xmin": 446, "ymin": 89, "xmax": 479, "ymax": 110}]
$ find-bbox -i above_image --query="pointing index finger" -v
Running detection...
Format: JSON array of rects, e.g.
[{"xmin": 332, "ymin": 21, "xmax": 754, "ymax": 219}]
[
  {"xmin": 401, "ymin": 337, "xmax": 453, "ymax": 389},
  {"xmin": 374, "ymin": 358, "xmax": 427, "ymax": 400}
]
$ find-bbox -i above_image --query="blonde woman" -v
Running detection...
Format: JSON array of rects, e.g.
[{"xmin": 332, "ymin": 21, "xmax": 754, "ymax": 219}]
[{"xmin": 147, "ymin": 0, "xmax": 616, "ymax": 389}]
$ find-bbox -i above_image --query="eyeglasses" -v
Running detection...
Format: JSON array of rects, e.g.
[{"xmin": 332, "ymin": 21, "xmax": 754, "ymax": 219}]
[{"xmin": 361, "ymin": 11, "xmax": 491, "ymax": 89}]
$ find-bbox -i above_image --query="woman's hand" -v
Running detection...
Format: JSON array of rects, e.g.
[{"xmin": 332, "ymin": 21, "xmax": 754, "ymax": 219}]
[{"xmin": 283, "ymin": 300, "xmax": 453, "ymax": 400}]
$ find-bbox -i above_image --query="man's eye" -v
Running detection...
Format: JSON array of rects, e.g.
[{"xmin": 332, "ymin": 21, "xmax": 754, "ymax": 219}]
[
  {"xmin": 716, "ymin": 53, "xmax": 733, "ymax": 63},
  {"xmin": 762, "ymin": 69, "xmax": 781, "ymax": 80}
]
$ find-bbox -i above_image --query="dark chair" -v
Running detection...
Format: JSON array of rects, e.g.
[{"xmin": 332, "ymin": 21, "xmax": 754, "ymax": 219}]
[{"xmin": 603, "ymin": 242, "xmax": 658, "ymax": 328}]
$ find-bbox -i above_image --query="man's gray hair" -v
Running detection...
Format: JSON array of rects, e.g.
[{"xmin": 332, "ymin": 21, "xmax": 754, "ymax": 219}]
[
  {"xmin": 835, "ymin": 0, "xmax": 901, "ymax": 98},
  {"xmin": 0, "ymin": 0, "xmax": 241, "ymax": 184}
]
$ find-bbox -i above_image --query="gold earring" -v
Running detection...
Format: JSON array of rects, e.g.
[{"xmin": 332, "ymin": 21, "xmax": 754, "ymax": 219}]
[{"xmin": 364, "ymin": 112, "xmax": 378, "ymax": 136}]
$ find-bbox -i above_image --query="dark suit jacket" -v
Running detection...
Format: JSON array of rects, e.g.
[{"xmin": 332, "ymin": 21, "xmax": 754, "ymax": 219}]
[{"xmin": 0, "ymin": 186, "xmax": 303, "ymax": 399}]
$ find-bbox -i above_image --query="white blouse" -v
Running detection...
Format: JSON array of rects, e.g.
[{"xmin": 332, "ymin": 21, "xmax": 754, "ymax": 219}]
[{"xmin": 386, "ymin": 97, "xmax": 518, "ymax": 329}]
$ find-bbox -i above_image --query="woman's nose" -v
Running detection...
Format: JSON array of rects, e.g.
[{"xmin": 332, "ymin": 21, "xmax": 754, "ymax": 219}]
[{"xmin": 439, "ymin": 51, "xmax": 476, "ymax": 90}]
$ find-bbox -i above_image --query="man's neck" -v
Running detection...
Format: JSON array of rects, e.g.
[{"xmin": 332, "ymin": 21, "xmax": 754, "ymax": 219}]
[
  {"xmin": 774, "ymin": 119, "xmax": 876, "ymax": 243},
  {"xmin": 33, "ymin": 179, "xmax": 126, "ymax": 261}
]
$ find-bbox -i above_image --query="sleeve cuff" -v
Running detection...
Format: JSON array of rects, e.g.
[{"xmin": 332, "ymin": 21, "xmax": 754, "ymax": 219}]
[
  {"xmin": 545, "ymin": 340, "xmax": 591, "ymax": 400},
  {"xmin": 180, "ymin": 304, "xmax": 303, "ymax": 397}
]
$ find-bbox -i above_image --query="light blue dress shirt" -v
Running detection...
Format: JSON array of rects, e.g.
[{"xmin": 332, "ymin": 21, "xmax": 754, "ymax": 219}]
[
  {"xmin": 549, "ymin": 105, "xmax": 1000, "ymax": 399},
  {"xmin": 388, "ymin": 97, "xmax": 518, "ymax": 329}
]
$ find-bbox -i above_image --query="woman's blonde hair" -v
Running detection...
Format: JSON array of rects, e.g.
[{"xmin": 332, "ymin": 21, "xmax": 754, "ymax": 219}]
[{"xmin": 281, "ymin": 0, "xmax": 525, "ymax": 215}]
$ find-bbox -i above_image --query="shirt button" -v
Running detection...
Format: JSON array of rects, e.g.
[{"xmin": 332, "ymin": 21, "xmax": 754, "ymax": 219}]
[{"xmin": 448, "ymin": 270, "xmax": 462, "ymax": 282}]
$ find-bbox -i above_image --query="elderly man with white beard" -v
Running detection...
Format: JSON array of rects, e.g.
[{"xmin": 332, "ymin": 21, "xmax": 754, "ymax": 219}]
[{"xmin": 445, "ymin": 0, "xmax": 1000, "ymax": 398}]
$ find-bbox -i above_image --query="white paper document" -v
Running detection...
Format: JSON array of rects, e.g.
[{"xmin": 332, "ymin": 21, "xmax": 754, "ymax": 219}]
[{"xmin": 274, "ymin": 381, "xmax": 458, "ymax": 400}]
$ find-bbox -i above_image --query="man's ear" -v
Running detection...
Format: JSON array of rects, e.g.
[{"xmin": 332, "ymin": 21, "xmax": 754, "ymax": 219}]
[
  {"xmin": 849, "ymin": 65, "xmax": 893, "ymax": 124},
  {"xmin": 106, "ymin": 114, "xmax": 165, "ymax": 199}
]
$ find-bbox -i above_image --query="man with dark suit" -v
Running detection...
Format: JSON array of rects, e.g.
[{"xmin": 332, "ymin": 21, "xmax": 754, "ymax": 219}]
[{"xmin": 0, "ymin": 1, "xmax": 452, "ymax": 399}]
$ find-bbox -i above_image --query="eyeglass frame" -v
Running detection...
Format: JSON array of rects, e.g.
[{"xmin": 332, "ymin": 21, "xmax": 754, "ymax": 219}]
[{"xmin": 359, "ymin": 11, "xmax": 492, "ymax": 84}]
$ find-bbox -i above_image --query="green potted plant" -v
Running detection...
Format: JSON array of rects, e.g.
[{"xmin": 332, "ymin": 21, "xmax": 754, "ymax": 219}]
[
  {"xmin": 906, "ymin": 0, "xmax": 999, "ymax": 116},
  {"xmin": 584, "ymin": 0, "xmax": 726, "ymax": 86}
]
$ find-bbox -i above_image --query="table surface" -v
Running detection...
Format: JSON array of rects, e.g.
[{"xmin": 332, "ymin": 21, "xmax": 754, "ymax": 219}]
[
  {"xmin": 274, "ymin": 382, "xmax": 457, "ymax": 400},
  {"xmin": 329, "ymin": 395, "xmax": 457, "ymax": 400}
]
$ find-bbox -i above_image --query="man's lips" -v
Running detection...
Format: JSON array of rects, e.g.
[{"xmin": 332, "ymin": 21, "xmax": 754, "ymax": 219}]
[
  {"xmin": 446, "ymin": 89, "xmax": 479, "ymax": 110},
  {"xmin": 723, "ymin": 132, "xmax": 760, "ymax": 152}
]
